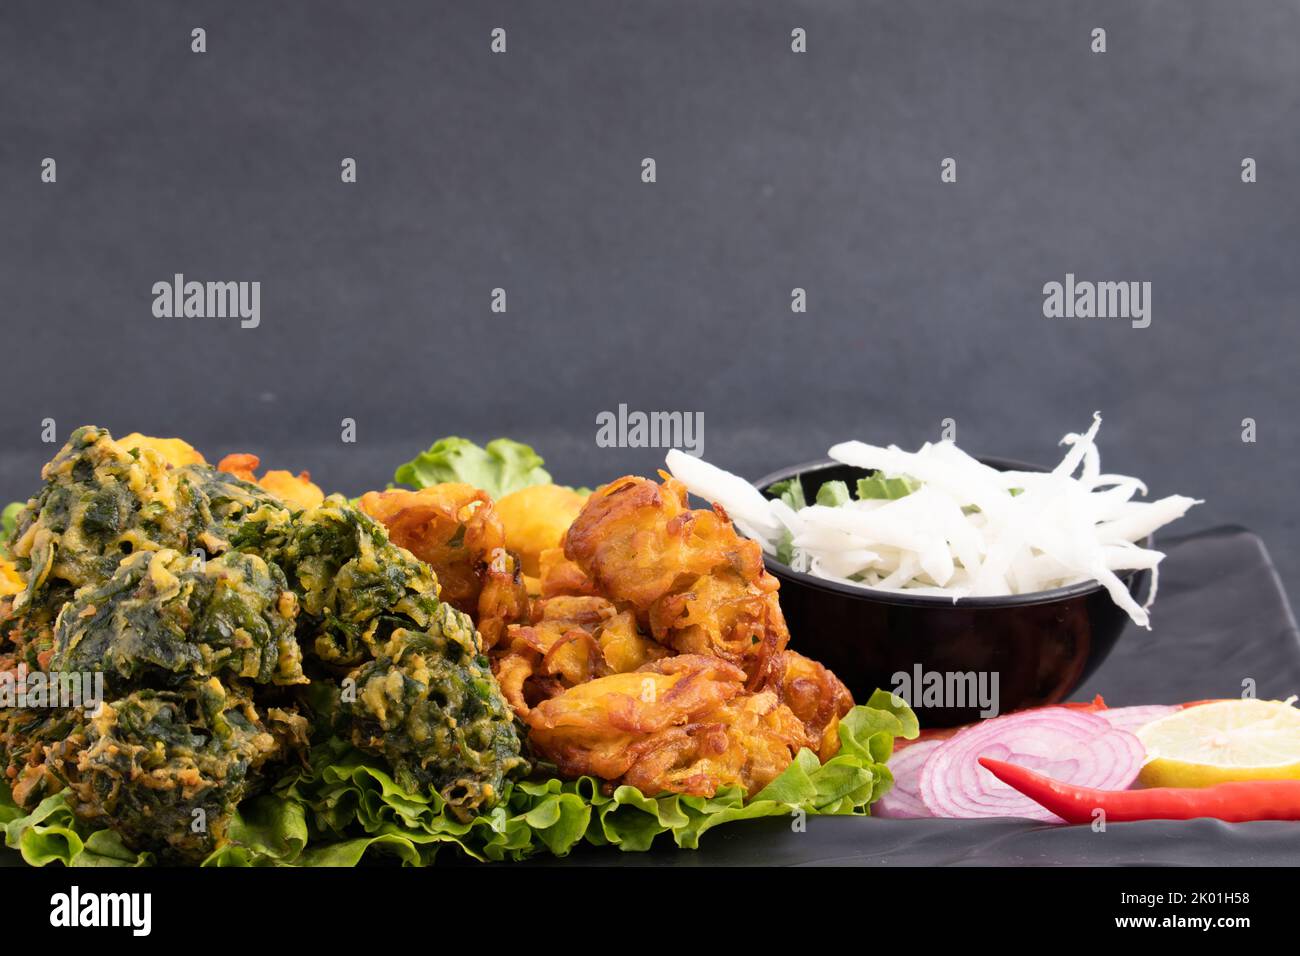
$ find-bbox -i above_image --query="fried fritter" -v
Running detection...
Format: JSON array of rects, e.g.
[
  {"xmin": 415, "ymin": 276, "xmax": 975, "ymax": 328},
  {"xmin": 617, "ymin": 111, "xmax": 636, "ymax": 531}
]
[
  {"xmin": 345, "ymin": 623, "xmax": 527, "ymax": 814},
  {"xmin": 524, "ymin": 654, "xmax": 815, "ymax": 796},
  {"xmin": 357, "ymin": 484, "xmax": 532, "ymax": 650},
  {"xmin": 217, "ymin": 453, "xmax": 325, "ymax": 511},
  {"xmin": 2, "ymin": 427, "xmax": 293, "ymax": 670},
  {"xmin": 6, "ymin": 427, "xmax": 291, "ymax": 612},
  {"xmin": 263, "ymin": 496, "xmax": 442, "ymax": 666},
  {"xmin": 1, "ymin": 428, "xmax": 528, "ymax": 860},
  {"xmin": 58, "ymin": 678, "xmax": 283, "ymax": 862},
  {"xmin": 619, "ymin": 689, "xmax": 812, "ymax": 797},
  {"xmin": 770, "ymin": 650, "xmax": 853, "ymax": 762},
  {"xmin": 524, "ymin": 655, "xmax": 744, "ymax": 782},
  {"xmin": 494, "ymin": 484, "xmax": 588, "ymax": 579},
  {"xmin": 51, "ymin": 548, "xmax": 305, "ymax": 690},
  {"xmin": 501, "ymin": 473, "xmax": 856, "ymax": 798},
  {"xmin": 475, "ymin": 546, "xmax": 530, "ymax": 652},
  {"xmin": 9, "ymin": 427, "xmax": 211, "ymax": 608},
  {"xmin": 536, "ymin": 546, "xmax": 598, "ymax": 598},
  {"xmin": 493, "ymin": 595, "xmax": 669, "ymax": 717},
  {"xmin": 262, "ymin": 496, "xmax": 529, "ymax": 809},
  {"xmin": 563, "ymin": 474, "xmax": 789, "ymax": 687}
]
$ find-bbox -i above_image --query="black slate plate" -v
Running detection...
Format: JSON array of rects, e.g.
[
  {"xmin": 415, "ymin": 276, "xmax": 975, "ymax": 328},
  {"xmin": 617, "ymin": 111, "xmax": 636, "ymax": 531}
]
[
  {"xmin": 523, "ymin": 525, "xmax": 1300, "ymax": 867},
  {"xmin": 4, "ymin": 526, "xmax": 1296, "ymax": 867}
]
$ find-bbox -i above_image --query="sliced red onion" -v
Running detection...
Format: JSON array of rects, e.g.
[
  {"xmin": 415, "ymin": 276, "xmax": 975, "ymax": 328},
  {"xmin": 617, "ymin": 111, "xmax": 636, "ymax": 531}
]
[
  {"xmin": 1095, "ymin": 704, "xmax": 1177, "ymax": 735},
  {"xmin": 919, "ymin": 708, "xmax": 1145, "ymax": 821},
  {"xmin": 875, "ymin": 739, "xmax": 944, "ymax": 818}
]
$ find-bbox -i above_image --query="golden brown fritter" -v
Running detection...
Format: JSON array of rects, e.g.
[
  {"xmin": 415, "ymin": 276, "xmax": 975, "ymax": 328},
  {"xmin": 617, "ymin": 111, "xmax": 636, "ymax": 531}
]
[
  {"xmin": 494, "ymin": 484, "xmax": 588, "ymax": 581},
  {"xmin": 618, "ymin": 689, "xmax": 813, "ymax": 797},
  {"xmin": 356, "ymin": 485, "xmax": 532, "ymax": 651},
  {"xmin": 361, "ymin": 470, "xmax": 857, "ymax": 802},
  {"xmin": 770, "ymin": 650, "xmax": 853, "ymax": 762},
  {"xmin": 493, "ymin": 595, "xmax": 669, "ymax": 717},
  {"xmin": 524, "ymin": 655, "xmax": 815, "ymax": 796},
  {"xmin": 217, "ymin": 453, "xmax": 325, "ymax": 511},
  {"xmin": 536, "ymin": 546, "xmax": 598, "ymax": 599},
  {"xmin": 563, "ymin": 474, "xmax": 788, "ymax": 688},
  {"xmin": 523, "ymin": 655, "xmax": 745, "ymax": 782}
]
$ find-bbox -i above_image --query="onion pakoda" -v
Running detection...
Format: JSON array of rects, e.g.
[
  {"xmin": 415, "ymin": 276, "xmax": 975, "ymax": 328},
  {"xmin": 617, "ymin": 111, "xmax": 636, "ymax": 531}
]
[{"xmin": 487, "ymin": 473, "xmax": 853, "ymax": 799}]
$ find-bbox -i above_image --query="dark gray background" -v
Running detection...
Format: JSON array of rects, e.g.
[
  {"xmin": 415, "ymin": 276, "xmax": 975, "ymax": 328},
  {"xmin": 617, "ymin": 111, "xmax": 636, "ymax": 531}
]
[{"xmin": 1, "ymin": 1, "xmax": 1296, "ymax": 598}]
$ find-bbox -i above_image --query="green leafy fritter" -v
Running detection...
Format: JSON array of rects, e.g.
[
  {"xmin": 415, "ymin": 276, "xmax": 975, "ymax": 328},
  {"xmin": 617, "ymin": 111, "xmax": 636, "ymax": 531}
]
[
  {"xmin": 257, "ymin": 497, "xmax": 442, "ymax": 668},
  {"xmin": 61, "ymin": 678, "xmax": 283, "ymax": 862},
  {"xmin": 260, "ymin": 497, "xmax": 528, "ymax": 811},
  {"xmin": 51, "ymin": 548, "xmax": 305, "ymax": 690},
  {"xmin": 345, "ymin": 623, "xmax": 528, "ymax": 815},
  {"xmin": 3, "ymin": 426, "xmax": 293, "ymax": 657},
  {"xmin": 1, "ymin": 427, "xmax": 527, "ymax": 863}
]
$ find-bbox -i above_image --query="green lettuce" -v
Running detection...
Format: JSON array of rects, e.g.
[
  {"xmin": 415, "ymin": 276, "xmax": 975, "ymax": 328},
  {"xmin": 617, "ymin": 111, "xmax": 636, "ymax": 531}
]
[
  {"xmin": 2, "ymin": 692, "xmax": 916, "ymax": 867},
  {"xmin": 394, "ymin": 437, "xmax": 552, "ymax": 499},
  {"xmin": 1, "ymin": 501, "xmax": 22, "ymax": 557}
]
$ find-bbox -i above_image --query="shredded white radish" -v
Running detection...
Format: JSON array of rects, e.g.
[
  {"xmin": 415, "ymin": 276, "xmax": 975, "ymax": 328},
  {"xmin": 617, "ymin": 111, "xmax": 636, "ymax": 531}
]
[{"xmin": 665, "ymin": 415, "xmax": 1200, "ymax": 627}]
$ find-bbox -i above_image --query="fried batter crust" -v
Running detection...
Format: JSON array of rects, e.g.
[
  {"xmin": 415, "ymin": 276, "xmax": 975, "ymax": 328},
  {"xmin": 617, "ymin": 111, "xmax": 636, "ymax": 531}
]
[
  {"xmin": 495, "ymin": 474, "xmax": 854, "ymax": 798},
  {"xmin": 564, "ymin": 474, "xmax": 787, "ymax": 686}
]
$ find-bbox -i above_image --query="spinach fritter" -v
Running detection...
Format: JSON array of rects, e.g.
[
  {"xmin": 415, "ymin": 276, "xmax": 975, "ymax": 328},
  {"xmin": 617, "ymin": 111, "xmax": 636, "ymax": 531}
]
[
  {"xmin": 10, "ymin": 426, "xmax": 287, "ymax": 600},
  {"xmin": 0, "ymin": 706, "xmax": 88, "ymax": 808},
  {"xmin": 260, "ymin": 497, "xmax": 443, "ymax": 668},
  {"xmin": 0, "ymin": 427, "xmax": 526, "ymax": 862},
  {"xmin": 52, "ymin": 548, "xmax": 305, "ymax": 690},
  {"xmin": 347, "ymin": 621, "xmax": 528, "ymax": 814},
  {"xmin": 3, "ymin": 425, "xmax": 292, "ymax": 666},
  {"xmin": 264, "ymin": 498, "xmax": 528, "ymax": 810},
  {"xmin": 60, "ymin": 678, "xmax": 281, "ymax": 863}
]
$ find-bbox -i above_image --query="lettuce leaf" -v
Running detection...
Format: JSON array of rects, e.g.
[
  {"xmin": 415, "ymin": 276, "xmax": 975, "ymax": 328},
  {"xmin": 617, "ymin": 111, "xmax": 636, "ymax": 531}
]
[
  {"xmin": 1, "ymin": 501, "xmax": 23, "ymax": 557},
  {"xmin": 3, "ymin": 696, "xmax": 917, "ymax": 867},
  {"xmin": 0, "ymin": 783, "xmax": 150, "ymax": 867},
  {"xmin": 394, "ymin": 437, "xmax": 552, "ymax": 499}
]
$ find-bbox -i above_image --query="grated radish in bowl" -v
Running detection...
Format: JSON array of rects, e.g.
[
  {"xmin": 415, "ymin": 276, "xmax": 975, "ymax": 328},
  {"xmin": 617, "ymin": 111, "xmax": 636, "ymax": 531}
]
[{"xmin": 665, "ymin": 414, "xmax": 1199, "ymax": 627}]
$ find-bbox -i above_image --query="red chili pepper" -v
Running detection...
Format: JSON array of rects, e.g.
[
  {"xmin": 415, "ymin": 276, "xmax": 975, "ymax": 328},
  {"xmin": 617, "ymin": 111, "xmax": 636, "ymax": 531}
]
[{"xmin": 978, "ymin": 757, "xmax": 1300, "ymax": 824}]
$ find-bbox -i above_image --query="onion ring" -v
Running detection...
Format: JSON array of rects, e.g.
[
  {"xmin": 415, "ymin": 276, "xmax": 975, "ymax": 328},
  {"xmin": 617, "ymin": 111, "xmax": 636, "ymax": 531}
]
[{"xmin": 919, "ymin": 707, "xmax": 1144, "ymax": 821}]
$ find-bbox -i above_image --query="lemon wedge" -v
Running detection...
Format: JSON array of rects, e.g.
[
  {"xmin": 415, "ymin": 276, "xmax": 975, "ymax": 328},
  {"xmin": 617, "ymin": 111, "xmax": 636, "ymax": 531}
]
[{"xmin": 1137, "ymin": 699, "xmax": 1300, "ymax": 788}]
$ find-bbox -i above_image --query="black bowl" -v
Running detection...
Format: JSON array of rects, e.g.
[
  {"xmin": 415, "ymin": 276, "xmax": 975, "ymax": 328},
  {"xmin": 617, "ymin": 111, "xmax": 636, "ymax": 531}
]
[{"xmin": 756, "ymin": 458, "xmax": 1150, "ymax": 727}]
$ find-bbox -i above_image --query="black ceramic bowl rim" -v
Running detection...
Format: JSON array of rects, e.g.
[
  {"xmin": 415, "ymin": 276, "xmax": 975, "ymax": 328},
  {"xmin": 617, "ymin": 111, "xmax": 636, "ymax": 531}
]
[{"xmin": 753, "ymin": 456, "xmax": 1154, "ymax": 610}]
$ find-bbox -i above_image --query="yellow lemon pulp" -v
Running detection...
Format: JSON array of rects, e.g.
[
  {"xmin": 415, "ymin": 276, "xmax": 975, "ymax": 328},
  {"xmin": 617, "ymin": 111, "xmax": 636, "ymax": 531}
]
[{"xmin": 1137, "ymin": 699, "xmax": 1300, "ymax": 788}]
